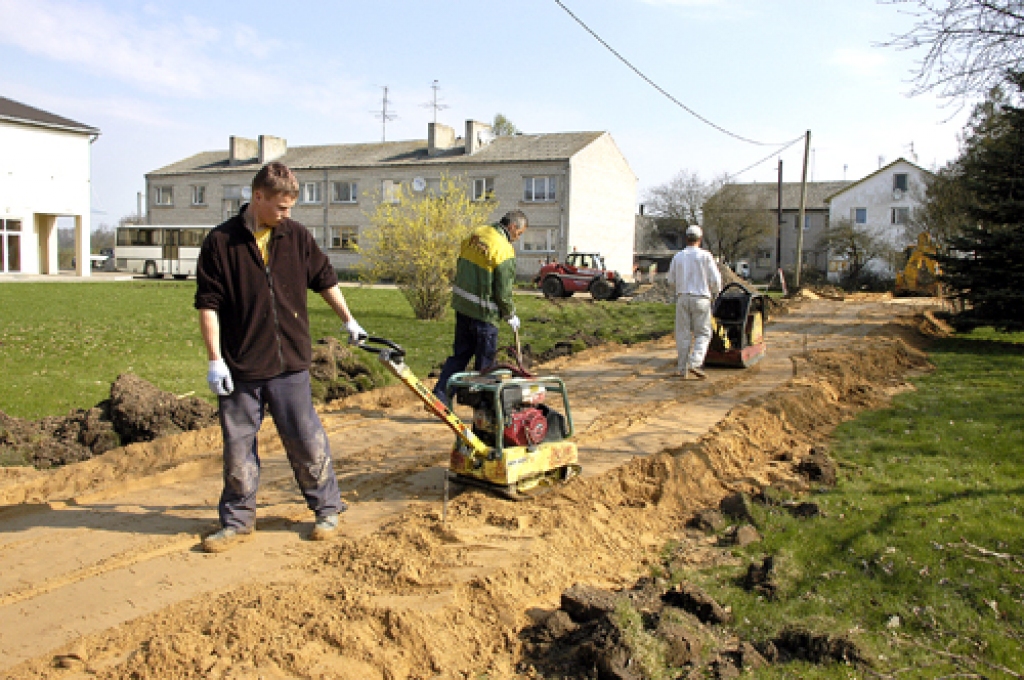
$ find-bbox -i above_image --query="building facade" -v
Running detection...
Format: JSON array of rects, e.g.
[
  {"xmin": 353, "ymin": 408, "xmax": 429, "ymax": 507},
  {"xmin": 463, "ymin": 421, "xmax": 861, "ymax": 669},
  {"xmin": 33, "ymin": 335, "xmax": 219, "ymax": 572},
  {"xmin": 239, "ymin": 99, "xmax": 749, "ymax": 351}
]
[
  {"xmin": 708, "ymin": 181, "xmax": 851, "ymax": 281},
  {"xmin": 824, "ymin": 158, "xmax": 934, "ymax": 280},
  {"xmin": 145, "ymin": 120, "xmax": 637, "ymax": 278},
  {"xmin": 0, "ymin": 96, "xmax": 99, "ymax": 276}
]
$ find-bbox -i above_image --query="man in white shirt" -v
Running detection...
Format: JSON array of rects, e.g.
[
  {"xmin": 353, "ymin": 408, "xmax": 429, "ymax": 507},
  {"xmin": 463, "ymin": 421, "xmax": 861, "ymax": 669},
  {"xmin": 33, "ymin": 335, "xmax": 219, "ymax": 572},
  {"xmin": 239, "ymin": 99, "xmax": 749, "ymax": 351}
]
[{"xmin": 666, "ymin": 225, "xmax": 722, "ymax": 379}]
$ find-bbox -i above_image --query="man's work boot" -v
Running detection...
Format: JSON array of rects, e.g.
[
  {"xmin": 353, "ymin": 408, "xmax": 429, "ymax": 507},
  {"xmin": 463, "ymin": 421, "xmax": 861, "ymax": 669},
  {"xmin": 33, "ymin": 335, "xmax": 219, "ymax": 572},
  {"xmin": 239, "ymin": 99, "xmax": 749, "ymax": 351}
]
[
  {"xmin": 202, "ymin": 526, "xmax": 253, "ymax": 553},
  {"xmin": 689, "ymin": 366, "xmax": 707, "ymax": 380},
  {"xmin": 309, "ymin": 513, "xmax": 340, "ymax": 541}
]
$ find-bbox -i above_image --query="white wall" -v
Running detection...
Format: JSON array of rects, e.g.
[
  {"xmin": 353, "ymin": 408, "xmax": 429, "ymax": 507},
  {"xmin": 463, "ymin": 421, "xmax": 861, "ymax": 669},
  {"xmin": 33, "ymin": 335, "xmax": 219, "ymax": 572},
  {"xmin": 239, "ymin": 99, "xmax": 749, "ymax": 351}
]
[
  {"xmin": 0, "ymin": 121, "xmax": 93, "ymax": 275},
  {"xmin": 565, "ymin": 133, "xmax": 637, "ymax": 277},
  {"xmin": 827, "ymin": 160, "xmax": 931, "ymax": 277}
]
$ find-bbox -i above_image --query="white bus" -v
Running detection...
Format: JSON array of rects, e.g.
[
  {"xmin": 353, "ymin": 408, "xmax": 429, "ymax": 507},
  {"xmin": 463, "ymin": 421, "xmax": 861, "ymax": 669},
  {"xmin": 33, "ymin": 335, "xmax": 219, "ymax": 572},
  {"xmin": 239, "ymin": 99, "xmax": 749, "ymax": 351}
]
[{"xmin": 115, "ymin": 225, "xmax": 214, "ymax": 279}]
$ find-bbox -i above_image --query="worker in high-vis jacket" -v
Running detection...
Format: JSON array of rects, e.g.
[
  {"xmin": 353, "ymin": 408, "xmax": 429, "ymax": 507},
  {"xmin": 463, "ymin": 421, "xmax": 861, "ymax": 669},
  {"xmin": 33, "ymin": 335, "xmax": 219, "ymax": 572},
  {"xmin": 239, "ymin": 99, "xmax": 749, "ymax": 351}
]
[{"xmin": 432, "ymin": 210, "xmax": 528, "ymax": 406}]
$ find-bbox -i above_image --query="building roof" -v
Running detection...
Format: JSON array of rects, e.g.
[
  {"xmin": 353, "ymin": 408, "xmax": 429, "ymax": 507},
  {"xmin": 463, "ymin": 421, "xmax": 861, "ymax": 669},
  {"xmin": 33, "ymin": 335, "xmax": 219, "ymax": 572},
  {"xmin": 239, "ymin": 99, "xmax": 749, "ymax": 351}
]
[
  {"xmin": 823, "ymin": 157, "xmax": 935, "ymax": 201},
  {"xmin": 147, "ymin": 131, "xmax": 607, "ymax": 176},
  {"xmin": 712, "ymin": 180, "xmax": 853, "ymax": 211},
  {"xmin": 0, "ymin": 95, "xmax": 99, "ymax": 135}
]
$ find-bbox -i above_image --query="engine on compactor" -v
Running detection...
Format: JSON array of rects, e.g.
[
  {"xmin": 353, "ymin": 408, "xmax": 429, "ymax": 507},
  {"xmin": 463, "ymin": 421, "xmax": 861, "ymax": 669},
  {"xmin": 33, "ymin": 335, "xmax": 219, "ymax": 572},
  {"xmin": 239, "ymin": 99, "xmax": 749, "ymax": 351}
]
[{"xmin": 455, "ymin": 382, "xmax": 567, "ymax": 448}]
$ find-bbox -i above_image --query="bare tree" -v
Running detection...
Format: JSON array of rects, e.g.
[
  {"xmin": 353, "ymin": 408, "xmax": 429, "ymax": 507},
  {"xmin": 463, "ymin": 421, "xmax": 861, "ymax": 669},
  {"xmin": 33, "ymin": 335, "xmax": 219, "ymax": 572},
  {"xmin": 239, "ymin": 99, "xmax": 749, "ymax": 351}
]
[
  {"xmin": 883, "ymin": 0, "xmax": 1024, "ymax": 102},
  {"xmin": 817, "ymin": 217, "xmax": 895, "ymax": 285},
  {"xmin": 643, "ymin": 170, "xmax": 721, "ymax": 249},
  {"xmin": 701, "ymin": 184, "xmax": 775, "ymax": 266}
]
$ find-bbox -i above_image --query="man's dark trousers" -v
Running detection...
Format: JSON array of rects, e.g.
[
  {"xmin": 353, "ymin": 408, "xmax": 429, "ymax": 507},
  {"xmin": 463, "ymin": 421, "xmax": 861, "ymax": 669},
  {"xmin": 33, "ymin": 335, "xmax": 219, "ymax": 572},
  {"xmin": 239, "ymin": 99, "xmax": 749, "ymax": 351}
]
[
  {"xmin": 432, "ymin": 312, "xmax": 499, "ymax": 404},
  {"xmin": 217, "ymin": 370, "xmax": 343, "ymax": 530}
]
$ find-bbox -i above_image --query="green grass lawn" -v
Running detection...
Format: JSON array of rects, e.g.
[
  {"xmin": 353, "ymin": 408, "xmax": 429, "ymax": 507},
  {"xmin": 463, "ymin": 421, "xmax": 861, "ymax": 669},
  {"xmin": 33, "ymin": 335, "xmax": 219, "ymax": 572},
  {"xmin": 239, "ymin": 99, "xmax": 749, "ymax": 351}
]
[
  {"xmin": 0, "ymin": 282, "xmax": 673, "ymax": 419},
  {"xmin": 676, "ymin": 331, "xmax": 1024, "ymax": 677}
]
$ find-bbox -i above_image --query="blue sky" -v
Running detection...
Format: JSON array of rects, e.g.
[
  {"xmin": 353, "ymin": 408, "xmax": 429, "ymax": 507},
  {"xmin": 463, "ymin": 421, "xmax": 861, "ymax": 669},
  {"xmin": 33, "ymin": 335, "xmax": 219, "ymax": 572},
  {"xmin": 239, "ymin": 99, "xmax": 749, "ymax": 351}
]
[{"xmin": 0, "ymin": 0, "xmax": 971, "ymax": 226}]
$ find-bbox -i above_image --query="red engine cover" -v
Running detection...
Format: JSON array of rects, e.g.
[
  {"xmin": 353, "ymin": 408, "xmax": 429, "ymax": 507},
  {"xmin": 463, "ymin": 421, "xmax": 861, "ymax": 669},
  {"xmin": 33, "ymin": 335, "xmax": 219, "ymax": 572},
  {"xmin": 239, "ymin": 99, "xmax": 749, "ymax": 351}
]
[{"xmin": 503, "ymin": 408, "xmax": 548, "ymax": 447}]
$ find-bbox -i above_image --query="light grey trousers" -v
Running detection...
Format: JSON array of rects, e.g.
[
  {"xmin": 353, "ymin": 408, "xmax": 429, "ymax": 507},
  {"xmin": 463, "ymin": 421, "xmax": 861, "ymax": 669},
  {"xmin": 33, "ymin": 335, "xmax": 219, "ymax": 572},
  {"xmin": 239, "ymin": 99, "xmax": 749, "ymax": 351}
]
[
  {"xmin": 217, "ymin": 370, "xmax": 343, "ymax": 530},
  {"xmin": 675, "ymin": 294, "xmax": 713, "ymax": 373}
]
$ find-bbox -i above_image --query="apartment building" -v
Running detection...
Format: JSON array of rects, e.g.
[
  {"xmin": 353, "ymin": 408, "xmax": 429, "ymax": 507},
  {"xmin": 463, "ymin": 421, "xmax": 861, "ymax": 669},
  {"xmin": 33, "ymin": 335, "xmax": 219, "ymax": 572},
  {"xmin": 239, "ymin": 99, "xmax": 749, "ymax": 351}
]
[{"xmin": 145, "ymin": 120, "xmax": 637, "ymax": 277}]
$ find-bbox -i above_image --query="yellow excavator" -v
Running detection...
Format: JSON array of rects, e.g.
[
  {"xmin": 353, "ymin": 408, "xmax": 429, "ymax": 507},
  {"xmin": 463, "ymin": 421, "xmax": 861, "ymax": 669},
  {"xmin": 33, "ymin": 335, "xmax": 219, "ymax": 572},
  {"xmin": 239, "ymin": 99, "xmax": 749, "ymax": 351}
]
[{"xmin": 895, "ymin": 232, "xmax": 941, "ymax": 296}]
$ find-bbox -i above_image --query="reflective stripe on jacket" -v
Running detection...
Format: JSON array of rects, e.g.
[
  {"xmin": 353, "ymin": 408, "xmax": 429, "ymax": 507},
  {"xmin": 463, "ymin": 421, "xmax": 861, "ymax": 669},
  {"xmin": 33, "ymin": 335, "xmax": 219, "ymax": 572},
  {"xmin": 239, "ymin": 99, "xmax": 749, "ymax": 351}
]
[{"xmin": 450, "ymin": 224, "xmax": 516, "ymax": 323}]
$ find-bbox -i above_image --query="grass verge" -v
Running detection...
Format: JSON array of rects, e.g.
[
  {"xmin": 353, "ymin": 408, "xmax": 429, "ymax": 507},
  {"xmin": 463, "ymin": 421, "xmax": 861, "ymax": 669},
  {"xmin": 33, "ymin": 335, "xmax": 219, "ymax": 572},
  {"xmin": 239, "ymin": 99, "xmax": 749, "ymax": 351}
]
[
  {"xmin": 676, "ymin": 331, "xmax": 1024, "ymax": 677},
  {"xmin": 0, "ymin": 282, "xmax": 673, "ymax": 419}
]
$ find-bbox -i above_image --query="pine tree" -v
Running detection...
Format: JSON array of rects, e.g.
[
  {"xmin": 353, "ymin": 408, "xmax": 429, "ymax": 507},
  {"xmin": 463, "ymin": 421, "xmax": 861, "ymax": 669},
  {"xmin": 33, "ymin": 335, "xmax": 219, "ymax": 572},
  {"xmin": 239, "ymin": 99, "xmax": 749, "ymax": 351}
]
[{"xmin": 941, "ymin": 74, "xmax": 1024, "ymax": 331}]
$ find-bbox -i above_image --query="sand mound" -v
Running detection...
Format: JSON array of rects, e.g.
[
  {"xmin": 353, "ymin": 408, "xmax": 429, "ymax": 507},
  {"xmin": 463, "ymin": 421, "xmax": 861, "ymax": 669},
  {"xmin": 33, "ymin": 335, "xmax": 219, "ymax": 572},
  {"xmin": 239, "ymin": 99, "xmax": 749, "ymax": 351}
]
[{"xmin": 6, "ymin": 333, "xmax": 930, "ymax": 679}]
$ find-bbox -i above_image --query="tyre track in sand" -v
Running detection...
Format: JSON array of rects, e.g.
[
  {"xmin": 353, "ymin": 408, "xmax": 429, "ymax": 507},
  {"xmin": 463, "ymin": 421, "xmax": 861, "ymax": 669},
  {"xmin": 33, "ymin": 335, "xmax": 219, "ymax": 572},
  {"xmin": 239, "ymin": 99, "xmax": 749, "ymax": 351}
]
[{"xmin": 0, "ymin": 297, "xmax": 930, "ymax": 671}]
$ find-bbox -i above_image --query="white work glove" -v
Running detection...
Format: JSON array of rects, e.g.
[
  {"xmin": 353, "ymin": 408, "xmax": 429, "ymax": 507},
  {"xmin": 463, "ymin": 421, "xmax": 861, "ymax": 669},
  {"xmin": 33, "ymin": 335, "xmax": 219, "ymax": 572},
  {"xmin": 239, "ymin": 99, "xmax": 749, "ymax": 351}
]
[
  {"xmin": 344, "ymin": 318, "xmax": 367, "ymax": 345},
  {"xmin": 207, "ymin": 358, "xmax": 234, "ymax": 397},
  {"xmin": 507, "ymin": 314, "xmax": 521, "ymax": 332}
]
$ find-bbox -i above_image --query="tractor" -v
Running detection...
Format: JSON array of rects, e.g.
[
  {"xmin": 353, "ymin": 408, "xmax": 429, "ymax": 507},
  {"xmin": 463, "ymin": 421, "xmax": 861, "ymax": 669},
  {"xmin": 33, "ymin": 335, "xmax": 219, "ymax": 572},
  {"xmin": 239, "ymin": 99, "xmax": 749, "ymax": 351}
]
[{"xmin": 535, "ymin": 252, "xmax": 631, "ymax": 301}]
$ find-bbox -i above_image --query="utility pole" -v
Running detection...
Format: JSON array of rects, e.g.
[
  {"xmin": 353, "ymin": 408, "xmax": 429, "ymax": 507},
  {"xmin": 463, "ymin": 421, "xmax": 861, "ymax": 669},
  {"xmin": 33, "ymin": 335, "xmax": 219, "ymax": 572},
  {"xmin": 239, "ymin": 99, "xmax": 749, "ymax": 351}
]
[
  {"xmin": 794, "ymin": 130, "xmax": 811, "ymax": 288},
  {"xmin": 420, "ymin": 80, "xmax": 449, "ymax": 124},
  {"xmin": 776, "ymin": 159, "xmax": 783, "ymax": 271},
  {"xmin": 373, "ymin": 86, "xmax": 397, "ymax": 142}
]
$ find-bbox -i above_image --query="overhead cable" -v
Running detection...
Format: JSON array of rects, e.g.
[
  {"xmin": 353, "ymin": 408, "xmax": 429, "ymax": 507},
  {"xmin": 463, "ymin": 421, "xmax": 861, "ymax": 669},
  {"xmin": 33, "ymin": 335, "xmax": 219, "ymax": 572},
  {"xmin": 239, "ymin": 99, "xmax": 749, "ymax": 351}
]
[
  {"xmin": 553, "ymin": 0, "xmax": 795, "ymax": 147},
  {"xmin": 725, "ymin": 134, "xmax": 807, "ymax": 181}
]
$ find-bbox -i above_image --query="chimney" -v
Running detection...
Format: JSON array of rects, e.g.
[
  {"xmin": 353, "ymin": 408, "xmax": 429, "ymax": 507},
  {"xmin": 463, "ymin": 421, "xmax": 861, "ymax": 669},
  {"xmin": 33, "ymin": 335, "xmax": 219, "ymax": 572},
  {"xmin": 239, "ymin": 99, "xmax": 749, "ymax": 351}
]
[
  {"xmin": 229, "ymin": 136, "xmax": 258, "ymax": 165},
  {"xmin": 465, "ymin": 120, "xmax": 494, "ymax": 155},
  {"xmin": 428, "ymin": 122, "xmax": 457, "ymax": 157},
  {"xmin": 258, "ymin": 135, "xmax": 287, "ymax": 164}
]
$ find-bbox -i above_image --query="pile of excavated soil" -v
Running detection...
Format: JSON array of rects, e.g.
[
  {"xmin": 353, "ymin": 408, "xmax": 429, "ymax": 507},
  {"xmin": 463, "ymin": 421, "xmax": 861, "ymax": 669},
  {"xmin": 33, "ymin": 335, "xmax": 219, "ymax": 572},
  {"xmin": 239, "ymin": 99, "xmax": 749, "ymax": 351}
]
[
  {"xmin": 0, "ymin": 374, "xmax": 217, "ymax": 469},
  {"xmin": 309, "ymin": 336, "xmax": 386, "ymax": 403},
  {"xmin": 8, "ymin": 332, "xmax": 930, "ymax": 679}
]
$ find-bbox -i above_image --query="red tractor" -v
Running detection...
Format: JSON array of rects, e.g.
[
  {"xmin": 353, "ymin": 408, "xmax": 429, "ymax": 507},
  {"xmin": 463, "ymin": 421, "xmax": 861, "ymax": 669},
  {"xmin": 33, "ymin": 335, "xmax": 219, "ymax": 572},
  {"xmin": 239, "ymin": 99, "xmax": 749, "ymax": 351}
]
[{"xmin": 535, "ymin": 252, "xmax": 631, "ymax": 301}]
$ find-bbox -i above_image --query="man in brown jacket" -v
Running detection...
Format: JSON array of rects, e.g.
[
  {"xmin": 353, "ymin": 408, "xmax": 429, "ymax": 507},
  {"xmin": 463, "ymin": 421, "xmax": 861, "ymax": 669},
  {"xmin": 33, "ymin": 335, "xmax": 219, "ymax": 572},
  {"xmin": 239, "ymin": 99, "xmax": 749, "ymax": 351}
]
[{"xmin": 195, "ymin": 162, "xmax": 366, "ymax": 552}]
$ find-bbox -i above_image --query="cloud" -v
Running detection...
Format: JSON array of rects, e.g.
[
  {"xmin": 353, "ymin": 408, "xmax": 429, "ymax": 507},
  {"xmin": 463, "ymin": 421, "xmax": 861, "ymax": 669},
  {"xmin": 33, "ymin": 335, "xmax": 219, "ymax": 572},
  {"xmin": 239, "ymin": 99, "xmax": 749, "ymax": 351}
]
[{"xmin": 0, "ymin": 0, "xmax": 285, "ymax": 98}]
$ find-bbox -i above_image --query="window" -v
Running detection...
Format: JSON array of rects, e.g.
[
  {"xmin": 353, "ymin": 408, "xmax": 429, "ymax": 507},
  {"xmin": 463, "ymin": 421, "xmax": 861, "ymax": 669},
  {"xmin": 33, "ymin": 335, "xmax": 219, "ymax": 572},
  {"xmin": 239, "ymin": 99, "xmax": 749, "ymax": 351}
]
[
  {"xmin": 520, "ymin": 228, "xmax": 556, "ymax": 252},
  {"xmin": 331, "ymin": 226, "xmax": 359, "ymax": 250},
  {"xmin": 222, "ymin": 185, "xmax": 251, "ymax": 201},
  {"xmin": 382, "ymin": 180, "xmax": 400, "ymax": 203},
  {"xmin": 891, "ymin": 207, "xmax": 910, "ymax": 225},
  {"xmin": 331, "ymin": 181, "xmax": 358, "ymax": 203},
  {"xmin": 301, "ymin": 182, "xmax": 322, "ymax": 204},
  {"xmin": 893, "ymin": 173, "xmax": 909, "ymax": 192},
  {"xmin": 854, "ymin": 207, "xmax": 867, "ymax": 224},
  {"xmin": 153, "ymin": 186, "xmax": 173, "ymax": 206},
  {"xmin": 191, "ymin": 185, "xmax": 206, "ymax": 206},
  {"xmin": 756, "ymin": 250, "xmax": 773, "ymax": 267},
  {"xmin": 472, "ymin": 178, "xmax": 494, "ymax": 201},
  {"xmin": 523, "ymin": 176, "xmax": 557, "ymax": 202}
]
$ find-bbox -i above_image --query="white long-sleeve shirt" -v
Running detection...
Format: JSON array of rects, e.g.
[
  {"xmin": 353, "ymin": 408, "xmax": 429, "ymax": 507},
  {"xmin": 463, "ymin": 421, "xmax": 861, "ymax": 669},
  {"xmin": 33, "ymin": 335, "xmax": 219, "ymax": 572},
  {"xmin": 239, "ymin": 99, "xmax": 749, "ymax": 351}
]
[{"xmin": 666, "ymin": 245, "xmax": 722, "ymax": 299}]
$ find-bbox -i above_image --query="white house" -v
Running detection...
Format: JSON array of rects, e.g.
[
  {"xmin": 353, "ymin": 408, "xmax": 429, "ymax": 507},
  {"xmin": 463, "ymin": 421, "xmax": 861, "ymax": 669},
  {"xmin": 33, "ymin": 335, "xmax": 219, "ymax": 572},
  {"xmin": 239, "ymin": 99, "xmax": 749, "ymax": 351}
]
[
  {"xmin": 825, "ymin": 158, "xmax": 934, "ymax": 280},
  {"xmin": 0, "ymin": 96, "xmax": 99, "ymax": 276},
  {"xmin": 145, "ymin": 120, "xmax": 638, "ymax": 278}
]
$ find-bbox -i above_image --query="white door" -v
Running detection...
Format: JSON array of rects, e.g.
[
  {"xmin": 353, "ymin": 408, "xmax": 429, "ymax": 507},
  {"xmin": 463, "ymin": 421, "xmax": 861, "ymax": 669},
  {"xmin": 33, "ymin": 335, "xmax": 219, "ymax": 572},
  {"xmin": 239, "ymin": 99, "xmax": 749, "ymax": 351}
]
[{"xmin": 0, "ymin": 219, "xmax": 22, "ymax": 273}]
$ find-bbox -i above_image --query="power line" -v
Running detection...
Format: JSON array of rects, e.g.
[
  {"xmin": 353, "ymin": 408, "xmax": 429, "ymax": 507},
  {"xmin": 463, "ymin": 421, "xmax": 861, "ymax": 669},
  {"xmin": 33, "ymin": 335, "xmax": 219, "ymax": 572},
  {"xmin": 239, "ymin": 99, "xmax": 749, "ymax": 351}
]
[
  {"xmin": 553, "ymin": 0, "xmax": 794, "ymax": 147},
  {"xmin": 724, "ymin": 134, "xmax": 806, "ymax": 181}
]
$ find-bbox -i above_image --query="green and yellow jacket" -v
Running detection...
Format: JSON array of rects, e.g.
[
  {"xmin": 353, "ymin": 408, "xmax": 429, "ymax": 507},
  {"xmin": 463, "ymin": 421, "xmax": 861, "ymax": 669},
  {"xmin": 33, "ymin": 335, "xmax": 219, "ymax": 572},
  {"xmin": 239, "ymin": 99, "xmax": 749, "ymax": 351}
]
[{"xmin": 450, "ymin": 223, "xmax": 516, "ymax": 324}]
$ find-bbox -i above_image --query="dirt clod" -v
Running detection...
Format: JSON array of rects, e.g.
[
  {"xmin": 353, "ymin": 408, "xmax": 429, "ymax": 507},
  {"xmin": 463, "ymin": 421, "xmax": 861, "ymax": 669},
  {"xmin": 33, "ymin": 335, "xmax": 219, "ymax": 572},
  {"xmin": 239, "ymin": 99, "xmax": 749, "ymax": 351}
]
[
  {"xmin": 772, "ymin": 625, "xmax": 867, "ymax": 664},
  {"xmin": 689, "ymin": 508, "xmax": 727, "ymax": 533},
  {"xmin": 561, "ymin": 583, "xmax": 624, "ymax": 624},
  {"xmin": 661, "ymin": 582, "xmax": 732, "ymax": 625},
  {"xmin": 719, "ymin": 492, "xmax": 756, "ymax": 525},
  {"xmin": 796, "ymin": 450, "xmax": 838, "ymax": 486},
  {"xmin": 742, "ymin": 555, "xmax": 778, "ymax": 599}
]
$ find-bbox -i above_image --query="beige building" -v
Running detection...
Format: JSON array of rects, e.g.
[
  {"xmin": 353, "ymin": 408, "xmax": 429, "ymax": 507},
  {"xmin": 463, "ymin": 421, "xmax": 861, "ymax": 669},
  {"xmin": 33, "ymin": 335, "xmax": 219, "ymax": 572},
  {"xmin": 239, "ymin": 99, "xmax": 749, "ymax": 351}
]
[{"xmin": 145, "ymin": 120, "xmax": 637, "ymax": 278}]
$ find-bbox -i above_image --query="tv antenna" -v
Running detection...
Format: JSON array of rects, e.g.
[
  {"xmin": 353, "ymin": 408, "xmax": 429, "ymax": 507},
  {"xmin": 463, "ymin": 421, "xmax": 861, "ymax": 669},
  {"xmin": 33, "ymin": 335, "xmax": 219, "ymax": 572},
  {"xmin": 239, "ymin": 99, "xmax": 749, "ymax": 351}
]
[
  {"xmin": 373, "ymin": 86, "xmax": 397, "ymax": 142},
  {"xmin": 420, "ymin": 80, "xmax": 449, "ymax": 124}
]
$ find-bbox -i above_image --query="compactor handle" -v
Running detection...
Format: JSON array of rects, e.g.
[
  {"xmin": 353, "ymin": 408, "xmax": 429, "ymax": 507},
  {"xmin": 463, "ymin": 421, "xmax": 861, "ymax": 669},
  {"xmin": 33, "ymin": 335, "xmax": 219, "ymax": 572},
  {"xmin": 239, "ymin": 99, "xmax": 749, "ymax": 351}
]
[{"xmin": 357, "ymin": 336, "xmax": 406, "ymax": 362}]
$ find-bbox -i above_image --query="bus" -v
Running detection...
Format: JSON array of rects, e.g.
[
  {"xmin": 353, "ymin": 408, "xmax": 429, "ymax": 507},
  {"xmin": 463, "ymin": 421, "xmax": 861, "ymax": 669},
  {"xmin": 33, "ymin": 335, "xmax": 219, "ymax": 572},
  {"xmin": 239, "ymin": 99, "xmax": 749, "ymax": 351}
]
[{"xmin": 115, "ymin": 225, "xmax": 214, "ymax": 278}]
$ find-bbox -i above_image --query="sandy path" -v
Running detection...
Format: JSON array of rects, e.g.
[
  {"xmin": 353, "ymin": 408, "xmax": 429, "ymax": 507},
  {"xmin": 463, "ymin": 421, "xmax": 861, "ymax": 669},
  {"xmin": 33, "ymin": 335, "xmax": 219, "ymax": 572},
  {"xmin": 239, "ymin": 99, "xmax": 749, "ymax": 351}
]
[{"xmin": 0, "ymin": 297, "xmax": 932, "ymax": 671}]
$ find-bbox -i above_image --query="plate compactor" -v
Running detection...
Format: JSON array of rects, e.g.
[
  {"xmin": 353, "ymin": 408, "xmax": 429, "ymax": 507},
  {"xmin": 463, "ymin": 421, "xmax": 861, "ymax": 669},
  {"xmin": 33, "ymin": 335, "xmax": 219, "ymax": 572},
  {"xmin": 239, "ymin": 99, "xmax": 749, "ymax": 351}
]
[
  {"xmin": 359, "ymin": 337, "xmax": 581, "ymax": 499},
  {"xmin": 704, "ymin": 282, "xmax": 768, "ymax": 368}
]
